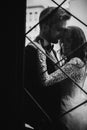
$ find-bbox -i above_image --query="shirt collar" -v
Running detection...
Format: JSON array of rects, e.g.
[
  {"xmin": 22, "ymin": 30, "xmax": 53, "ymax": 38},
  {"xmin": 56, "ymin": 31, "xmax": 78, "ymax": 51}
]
[{"xmin": 35, "ymin": 35, "xmax": 54, "ymax": 52}]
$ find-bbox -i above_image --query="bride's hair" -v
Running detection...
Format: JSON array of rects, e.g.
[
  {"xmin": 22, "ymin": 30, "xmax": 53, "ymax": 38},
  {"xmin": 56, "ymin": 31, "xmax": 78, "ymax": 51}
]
[{"xmin": 62, "ymin": 26, "xmax": 87, "ymax": 63}]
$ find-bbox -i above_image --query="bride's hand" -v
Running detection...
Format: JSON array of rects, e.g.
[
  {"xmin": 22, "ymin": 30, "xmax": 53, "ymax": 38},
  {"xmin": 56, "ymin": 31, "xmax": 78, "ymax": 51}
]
[{"xmin": 69, "ymin": 57, "xmax": 85, "ymax": 68}]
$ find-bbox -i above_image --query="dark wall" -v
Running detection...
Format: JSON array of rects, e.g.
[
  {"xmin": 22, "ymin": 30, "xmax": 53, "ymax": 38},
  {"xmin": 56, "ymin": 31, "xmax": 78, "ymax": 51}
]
[{"xmin": 7, "ymin": 1, "xmax": 26, "ymax": 130}]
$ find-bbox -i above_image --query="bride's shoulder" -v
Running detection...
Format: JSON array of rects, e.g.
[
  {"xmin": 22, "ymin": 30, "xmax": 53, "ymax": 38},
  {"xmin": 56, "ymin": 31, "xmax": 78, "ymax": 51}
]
[{"xmin": 62, "ymin": 57, "xmax": 85, "ymax": 81}]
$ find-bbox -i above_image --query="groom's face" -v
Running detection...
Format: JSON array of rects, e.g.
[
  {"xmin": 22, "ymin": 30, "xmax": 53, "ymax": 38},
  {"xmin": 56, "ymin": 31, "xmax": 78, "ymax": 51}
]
[{"xmin": 49, "ymin": 22, "xmax": 66, "ymax": 43}]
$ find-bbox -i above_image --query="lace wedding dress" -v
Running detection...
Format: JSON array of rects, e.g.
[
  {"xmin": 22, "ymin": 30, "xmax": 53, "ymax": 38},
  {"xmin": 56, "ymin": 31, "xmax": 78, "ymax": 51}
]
[{"xmin": 38, "ymin": 49, "xmax": 87, "ymax": 130}]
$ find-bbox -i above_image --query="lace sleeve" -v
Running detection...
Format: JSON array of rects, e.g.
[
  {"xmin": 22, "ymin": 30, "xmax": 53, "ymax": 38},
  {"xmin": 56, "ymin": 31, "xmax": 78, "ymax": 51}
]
[{"xmin": 38, "ymin": 50, "xmax": 85, "ymax": 87}]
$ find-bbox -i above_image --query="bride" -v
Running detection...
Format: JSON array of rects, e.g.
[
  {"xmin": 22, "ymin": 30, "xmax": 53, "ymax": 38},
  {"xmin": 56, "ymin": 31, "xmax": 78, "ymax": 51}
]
[{"xmin": 37, "ymin": 26, "xmax": 87, "ymax": 130}]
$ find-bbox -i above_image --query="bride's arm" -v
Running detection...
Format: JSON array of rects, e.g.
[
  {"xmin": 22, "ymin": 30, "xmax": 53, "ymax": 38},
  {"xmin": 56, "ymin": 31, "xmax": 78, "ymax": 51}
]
[{"xmin": 38, "ymin": 50, "xmax": 85, "ymax": 87}]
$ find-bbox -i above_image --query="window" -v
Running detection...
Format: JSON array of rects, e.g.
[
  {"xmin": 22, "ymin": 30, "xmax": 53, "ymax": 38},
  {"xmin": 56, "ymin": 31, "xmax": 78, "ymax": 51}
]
[
  {"xmin": 29, "ymin": 12, "xmax": 33, "ymax": 21},
  {"xmin": 34, "ymin": 11, "xmax": 38, "ymax": 21}
]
